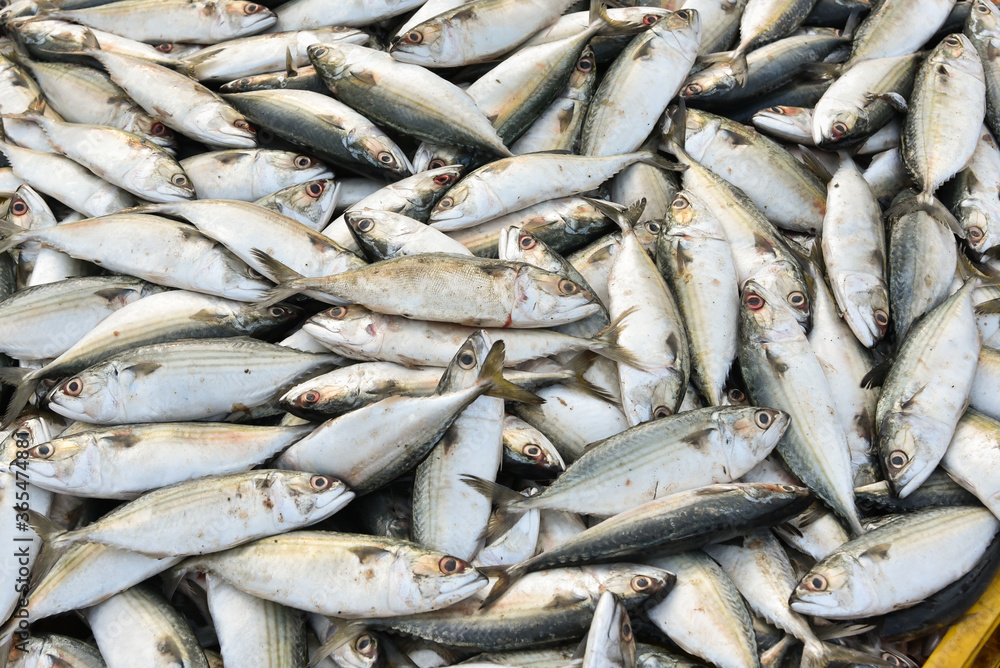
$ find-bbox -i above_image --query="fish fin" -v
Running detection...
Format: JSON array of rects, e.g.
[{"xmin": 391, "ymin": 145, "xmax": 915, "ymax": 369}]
[
  {"xmin": 187, "ymin": 309, "xmax": 227, "ymax": 324},
  {"xmin": 478, "ymin": 341, "xmax": 544, "ymax": 405},
  {"xmin": 349, "ymin": 70, "xmax": 377, "ymax": 86},
  {"xmin": 796, "ymin": 145, "xmax": 833, "ymax": 182},
  {"xmin": 792, "ymin": 501, "xmax": 828, "ymax": 529},
  {"xmin": 975, "ymin": 298, "xmax": 1000, "ymax": 314},
  {"xmin": 0, "ymin": 367, "xmax": 41, "ymax": 428},
  {"xmin": 79, "ymin": 28, "xmax": 102, "ymax": 53},
  {"xmin": 885, "ymin": 192, "xmax": 965, "ymax": 238},
  {"xmin": 661, "ymin": 99, "xmax": 694, "ymax": 165},
  {"xmin": 593, "ymin": 305, "xmax": 648, "ymax": 369},
  {"xmin": 637, "ymin": 152, "xmax": 687, "ymax": 172},
  {"xmin": 841, "ymin": 9, "xmax": 863, "ymax": 40},
  {"xmin": 0, "ymin": 223, "xmax": 29, "ymax": 255},
  {"xmin": 122, "ymin": 362, "xmax": 162, "ymax": 377},
  {"xmin": 865, "ymin": 91, "xmax": 908, "ymax": 113},
  {"xmin": 250, "ymin": 248, "xmax": 304, "ymax": 282},
  {"xmin": 26, "ymin": 509, "xmax": 76, "ymax": 552},
  {"xmin": 775, "ymin": 520, "xmax": 804, "ymax": 538},
  {"xmin": 172, "ymin": 60, "xmax": 197, "ymax": 79},
  {"xmin": 801, "ymin": 639, "xmax": 894, "ymax": 668},
  {"xmin": 563, "ymin": 351, "xmax": 616, "ymax": 403},
  {"xmin": 799, "ymin": 62, "xmax": 844, "ymax": 78},
  {"xmin": 308, "ymin": 621, "xmax": 370, "ymax": 667},
  {"xmin": 816, "ymin": 623, "xmax": 876, "ymax": 640},
  {"xmin": 285, "ymin": 47, "xmax": 296, "ymax": 77},
  {"xmin": 582, "ymin": 197, "xmax": 642, "ymax": 234},
  {"xmin": 250, "ymin": 248, "xmax": 311, "ymax": 307},
  {"xmin": 860, "ymin": 358, "xmax": 893, "ymax": 389}
]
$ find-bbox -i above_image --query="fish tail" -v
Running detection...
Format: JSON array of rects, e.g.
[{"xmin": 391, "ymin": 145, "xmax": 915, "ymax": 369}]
[
  {"xmin": 250, "ymin": 248, "xmax": 304, "ymax": 282},
  {"xmin": 583, "ymin": 197, "xmax": 647, "ymax": 234},
  {"xmin": 588, "ymin": 0, "xmax": 629, "ymax": 31},
  {"xmin": 0, "ymin": 367, "xmax": 41, "ymax": 428},
  {"xmin": 0, "ymin": 224, "xmax": 28, "ymax": 255},
  {"xmin": 886, "ymin": 192, "xmax": 964, "ymax": 238},
  {"xmin": 460, "ymin": 474, "xmax": 532, "ymax": 541},
  {"xmin": 563, "ymin": 351, "xmax": 616, "ymax": 403},
  {"xmin": 800, "ymin": 639, "xmax": 894, "ymax": 668},
  {"xmin": 27, "ymin": 509, "xmax": 76, "ymax": 551},
  {"xmin": 480, "ymin": 563, "xmax": 528, "ymax": 608},
  {"xmin": 592, "ymin": 306, "xmax": 644, "ymax": 368},
  {"xmin": 479, "ymin": 341, "xmax": 544, "ymax": 405}
]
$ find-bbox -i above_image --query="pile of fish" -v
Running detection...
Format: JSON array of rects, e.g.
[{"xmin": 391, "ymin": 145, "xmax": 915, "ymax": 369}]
[{"xmin": 2, "ymin": 0, "xmax": 1000, "ymax": 665}]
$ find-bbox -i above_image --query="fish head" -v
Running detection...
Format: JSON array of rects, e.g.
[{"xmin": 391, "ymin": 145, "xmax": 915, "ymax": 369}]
[
  {"xmin": 959, "ymin": 199, "xmax": 1000, "ymax": 254},
  {"xmin": 503, "ymin": 420, "xmax": 565, "ymax": 475},
  {"xmin": 737, "ymin": 279, "xmax": 804, "ymax": 344},
  {"xmin": 413, "ymin": 143, "xmax": 477, "ymax": 173},
  {"xmin": 346, "ymin": 210, "xmax": 419, "ymax": 260},
  {"xmin": 497, "ymin": 226, "xmax": 556, "ymax": 270},
  {"xmin": 748, "ymin": 264, "xmax": 812, "ymax": 332},
  {"xmin": 932, "ymin": 34, "xmax": 982, "ymax": 76},
  {"xmin": 836, "ymin": 272, "xmax": 890, "ymax": 348},
  {"xmin": 969, "ymin": 0, "xmax": 1000, "ymax": 41},
  {"xmin": 327, "ymin": 629, "xmax": 380, "ymax": 668},
  {"xmin": 586, "ymin": 564, "xmax": 675, "ymax": 607},
  {"xmin": 879, "ymin": 413, "xmax": 943, "ymax": 498},
  {"xmin": 7, "ymin": 184, "xmax": 53, "ymax": 229},
  {"xmin": 214, "ymin": 2, "xmax": 277, "ymax": 40},
  {"xmin": 568, "ymin": 46, "xmax": 597, "ymax": 95},
  {"xmin": 0, "ymin": 414, "xmax": 57, "ymax": 471},
  {"xmin": 651, "ymin": 8, "xmax": 701, "ymax": 55},
  {"xmin": 0, "ymin": 0, "xmax": 38, "ymax": 23},
  {"xmin": 814, "ymin": 109, "xmax": 860, "ymax": 148},
  {"xmin": 274, "ymin": 471, "xmax": 354, "ymax": 519},
  {"xmin": 388, "ymin": 20, "xmax": 461, "ymax": 66},
  {"xmin": 304, "ymin": 305, "xmax": 386, "ymax": 352},
  {"xmin": 191, "ymin": 103, "xmax": 257, "ymax": 148},
  {"xmin": 790, "ymin": 554, "xmax": 873, "ymax": 617},
  {"xmin": 512, "ymin": 266, "xmax": 601, "ymax": 327},
  {"xmin": 129, "ymin": 117, "xmax": 179, "ymax": 152},
  {"xmin": 724, "ymin": 407, "xmax": 789, "ymax": 465},
  {"xmin": 25, "ymin": 433, "xmax": 100, "ymax": 490},
  {"xmin": 308, "ymin": 43, "xmax": 354, "ymax": 83},
  {"xmin": 232, "ymin": 301, "xmax": 302, "ymax": 335},
  {"xmin": 632, "ymin": 219, "xmax": 662, "ymax": 257},
  {"xmin": 428, "ymin": 181, "xmax": 487, "ymax": 227},
  {"xmin": 45, "ymin": 363, "xmax": 126, "ymax": 423},
  {"xmin": 393, "ymin": 548, "xmax": 487, "ymax": 613},
  {"xmin": 348, "ymin": 129, "xmax": 412, "ymax": 177},
  {"xmin": 273, "ymin": 179, "xmax": 339, "ymax": 225},
  {"xmin": 720, "ymin": 384, "xmax": 749, "ymax": 406},
  {"xmin": 268, "ymin": 151, "xmax": 333, "ymax": 183},
  {"xmin": 146, "ymin": 159, "xmax": 196, "ymax": 201},
  {"xmin": 437, "ymin": 330, "xmax": 492, "ymax": 393},
  {"xmin": 680, "ymin": 61, "xmax": 736, "ymax": 102},
  {"xmin": 752, "ymin": 106, "xmax": 813, "ymax": 143}
]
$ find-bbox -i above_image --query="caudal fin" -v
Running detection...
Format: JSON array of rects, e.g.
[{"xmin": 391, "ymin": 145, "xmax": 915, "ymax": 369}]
[
  {"xmin": 249, "ymin": 248, "xmax": 314, "ymax": 307},
  {"xmin": 0, "ymin": 367, "xmax": 41, "ymax": 428},
  {"xmin": 478, "ymin": 341, "xmax": 544, "ymax": 405},
  {"xmin": 800, "ymin": 639, "xmax": 894, "ymax": 668}
]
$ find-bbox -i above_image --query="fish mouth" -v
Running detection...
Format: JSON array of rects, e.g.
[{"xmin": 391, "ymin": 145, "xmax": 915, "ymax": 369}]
[
  {"xmin": 438, "ymin": 571, "xmax": 488, "ymax": 598},
  {"xmin": 315, "ymin": 487, "xmax": 354, "ymax": 510}
]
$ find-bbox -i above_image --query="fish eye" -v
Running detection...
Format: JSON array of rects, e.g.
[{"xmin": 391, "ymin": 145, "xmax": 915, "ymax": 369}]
[
  {"xmin": 328, "ymin": 306, "xmax": 348, "ymax": 318},
  {"xmin": 10, "ymin": 198, "xmax": 28, "ymax": 216},
  {"xmin": 519, "ymin": 235, "xmax": 536, "ymax": 250},
  {"xmin": 294, "ymin": 155, "xmax": 314, "ymax": 169},
  {"xmin": 429, "ymin": 159, "xmax": 447, "ymax": 170},
  {"xmin": 969, "ymin": 226, "xmax": 985, "ymax": 242},
  {"xmin": 642, "ymin": 13, "xmax": 659, "ymax": 25},
  {"xmin": 438, "ymin": 197, "xmax": 454, "ymax": 209},
  {"xmin": 944, "ymin": 35, "xmax": 961, "ymax": 47},
  {"xmin": 233, "ymin": 119, "xmax": 255, "ymax": 133},
  {"xmin": 805, "ymin": 574, "xmax": 828, "ymax": 591},
  {"xmin": 306, "ymin": 182, "xmax": 325, "ymax": 198},
  {"xmin": 309, "ymin": 475, "xmax": 332, "ymax": 490},
  {"xmin": 683, "ymin": 83, "xmax": 703, "ymax": 97},
  {"xmin": 355, "ymin": 634, "xmax": 376, "ymax": 657},
  {"xmin": 557, "ymin": 279, "xmax": 580, "ymax": 295},
  {"xmin": 831, "ymin": 121, "xmax": 849, "ymax": 138},
  {"xmin": 978, "ymin": 2, "xmax": 991, "ymax": 12},
  {"xmin": 630, "ymin": 575, "xmax": 653, "ymax": 592},
  {"xmin": 299, "ymin": 390, "xmax": 322, "ymax": 406},
  {"xmin": 577, "ymin": 55, "xmax": 594, "ymax": 71},
  {"xmin": 671, "ymin": 194, "xmax": 690, "ymax": 209},
  {"xmin": 874, "ymin": 309, "xmax": 889, "ymax": 329},
  {"xmin": 677, "ymin": 9, "xmax": 694, "ymax": 19},
  {"xmin": 354, "ymin": 218, "xmax": 374, "ymax": 233},
  {"xmin": 523, "ymin": 444, "xmax": 543, "ymax": 460},
  {"xmin": 438, "ymin": 556, "xmax": 467, "ymax": 574},
  {"xmin": 652, "ymin": 405, "xmax": 671, "ymax": 419},
  {"xmin": 171, "ymin": 174, "xmax": 189, "ymax": 187},
  {"xmin": 29, "ymin": 443, "xmax": 54, "ymax": 459},
  {"xmin": 433, "ymin": 173, "xmax": 453, "ymax": 186},
  {"xmin": 621, "ymin": 621, "xmax": 633, "ymax": 642},
  {"xmin": 645, "ymin": 221, "xmax": 661, "ymax": 234},
  {"xmin": 312, "ymin": 46, "xmax": 328, "ymax": 58},
  {"xmin": 405, "ymin": 30, "xmax": 423, "ymax": 44},
  {"xmin": 244, "ymin": 2, "xmax": 264, "ymax": 13},
  {"xmin": 788, "ymin": 291, "xmax": 807, "ymax": 308},
  {"xmin": 457, "ymin": 351, "xmax": 476, "ymax": 369},
  {"xmin": 778, "ymin": 484, "xmax": 798, "ymax": 493},
  {"xmin": 268, "ymin": 306, "xmax": 289, "ymax": 317},
  {"xmin": 247, "ymin": 266, "xmax": 264, "ymax": 278},
  {"xmin": 377, "ymin": 151, "xmax": 395, "ymax": 165},
  {"xmin": 727, "ymin": 388, "xmax": 746, "ymax": 403},
  {"xmin": 150, "ymin": 122, "xmax": 169, "ymax": 136},
  {"xmin": 62, "ymin": 378, "xmax": 84, "ymax": 396},
  {"xmin": 156, "ymin": 43, "xmax": 174, "ymax": 53},
  {"xmin": 754, "ymin": 410, "xmax": 772, "ymax": 428},
  {"xmin": 744, "ymin": 293, "xmax": 765, "ymax": 310},
  {"xmin": 888, "ymin": 449, "xmax": 909, "ymax": 470},
  {"xmin": 882, "ymin": 653, "xmax": 904, "ymax": 666}
]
